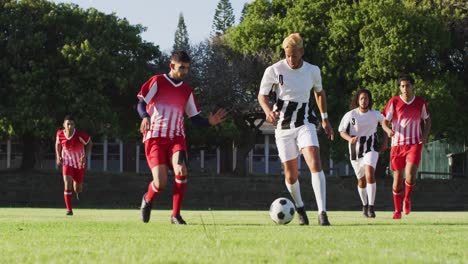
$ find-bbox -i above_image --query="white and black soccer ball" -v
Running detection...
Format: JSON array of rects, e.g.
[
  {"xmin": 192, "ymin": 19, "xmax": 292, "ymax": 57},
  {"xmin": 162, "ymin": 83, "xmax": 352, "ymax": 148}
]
[{"xmin": 269, "ymin": 197, "xmax": 295, "ymax": 225}]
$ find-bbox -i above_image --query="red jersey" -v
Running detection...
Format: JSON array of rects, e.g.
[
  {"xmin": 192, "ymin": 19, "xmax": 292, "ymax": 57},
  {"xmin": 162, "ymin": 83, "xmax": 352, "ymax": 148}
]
[
  {"xmin": 383, "ymin": 95, "xmax": 429, "ymax": 146},
  {"xmin": 56, "ymin": 129, "xmax": 90, "ymax": 169},
  {"xmin": 137, "ymin": 74, "xmax": 201, "ymax": 141}
]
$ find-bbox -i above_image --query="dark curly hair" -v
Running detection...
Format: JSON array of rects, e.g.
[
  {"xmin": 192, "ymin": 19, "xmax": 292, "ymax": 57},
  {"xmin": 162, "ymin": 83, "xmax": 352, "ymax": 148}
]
[{"xmin": 351, "ymin": 89, "xmax": 373, "ymax": 110}]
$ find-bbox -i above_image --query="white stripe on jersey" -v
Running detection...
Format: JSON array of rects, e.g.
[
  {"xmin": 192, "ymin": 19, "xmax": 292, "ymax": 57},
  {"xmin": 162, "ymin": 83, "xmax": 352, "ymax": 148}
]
[{"xmin": 144, "ymin": 82, "xmax": 158, "ymax": 103}]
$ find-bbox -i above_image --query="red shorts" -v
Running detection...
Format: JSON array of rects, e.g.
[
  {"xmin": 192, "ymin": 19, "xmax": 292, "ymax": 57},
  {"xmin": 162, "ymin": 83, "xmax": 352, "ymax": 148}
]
[
  {"xmin": 390, "ymin": 144, "xmax": 423, "ymax": 171},
  {"xmin": 63, "ymin": 165, "xmax": 86, "ymax": 184},
  {"xmin": 144, "ymin": 137, "xmax": 187, "ymax": 169}
]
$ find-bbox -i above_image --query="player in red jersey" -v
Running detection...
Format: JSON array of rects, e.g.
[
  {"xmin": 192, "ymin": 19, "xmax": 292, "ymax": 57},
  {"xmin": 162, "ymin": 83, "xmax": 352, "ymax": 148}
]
[
  {"xmin": 55, "ymin": 115, "xmax": 93, "ymax": 216},
  {"xmin": 382, "ymin": 74, "xmax": 431, "ymax": 219},
  {"xmin": 137, "ymin": 50, "xmax": 226, "ymax": 224}
]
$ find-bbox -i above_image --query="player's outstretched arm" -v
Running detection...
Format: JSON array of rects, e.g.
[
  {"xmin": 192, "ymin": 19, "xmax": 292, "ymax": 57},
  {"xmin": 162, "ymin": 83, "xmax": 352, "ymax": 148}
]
[
  {"xmin": 208, "ymin": 108, "xmax": 227, "ymax": 126},
  {"xmin": 314, "ymin": 90, "xmax": 334, "ymax": 140}
]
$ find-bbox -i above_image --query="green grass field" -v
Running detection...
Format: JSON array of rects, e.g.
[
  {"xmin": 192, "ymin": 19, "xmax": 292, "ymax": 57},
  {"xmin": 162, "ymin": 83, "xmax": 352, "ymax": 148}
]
[{"xmin": 0, "ymin": 208, "xmax": 466, "ymax": 263}]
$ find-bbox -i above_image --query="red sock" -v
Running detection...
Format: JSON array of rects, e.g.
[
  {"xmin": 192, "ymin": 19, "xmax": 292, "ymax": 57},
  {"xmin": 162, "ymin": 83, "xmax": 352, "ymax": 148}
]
[
  {"xmin": 64, "ymin": 190, "xmax": 72, "ymax": 211},
  {"xmin": 404, "ymin": 181, "xmax": 415, "ymax": 201},
  {"xmin": 145, "ymin": 181, "xmax": 159, "ymax": 202},
  {"xmin": 172, "ymin": 175, "xmax": 187, "ymax": 217},
  {"xmin": 393, "ymin": 189, "xmax": 402, "ymax": 213}
]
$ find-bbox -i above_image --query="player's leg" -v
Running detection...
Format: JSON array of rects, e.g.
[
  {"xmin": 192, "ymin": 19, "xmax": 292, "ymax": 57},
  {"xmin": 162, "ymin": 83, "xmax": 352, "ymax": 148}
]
[
  {"xmin": 364, "ymin": 166, "xmax": 376, "ymax": 218},
  {"xmin": 73, "ymin": 168, "xmax": 85, "ymax": 200},
  {"xmin": 352, "ymin": 160, "xmax": 368, "ymax": 217},
  {"xmin": 141, "ymin": 165, "xmax": 168, "ymax": 222},
  {"xmin": 365, "ymin": 152, "xmax": 378, "ymax": 218},
  {"xmin": 276, "ymin": 129, "xmax": 308, "ymax": 225},
  {"xmin": 390, "ymin": 146, "xmax": 405, "ymax": 219},
  {"xmin": 403, "ymin": 144, "xmax": 422, "ymax": 215},
  {"xmin": 62, "ymin": 167, "xmax": 74, "ymax": 215},
  {"xmin": 170, "ymin": 149, "xmax": 188, "ymax": 225},
  {"xmin": 403, "ymin": 163, "xmax": 418, "ymax": 215},
  {"xmin": 141, "ymin": 138, "xmax": 169, "ymax": 223},
  {"xmin": 302, "ymin": 146, "xmax": 330, "ymax": 225}
]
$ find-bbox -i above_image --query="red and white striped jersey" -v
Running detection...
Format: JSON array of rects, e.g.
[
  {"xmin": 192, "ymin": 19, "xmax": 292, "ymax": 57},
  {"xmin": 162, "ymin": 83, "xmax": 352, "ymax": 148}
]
[
  {"xmin": 137, "ymin": 74, "xmax": 201, "ymax": 141},
  {"xmin": 383, "ymin": 95, "xmax": 430, "ymax": 146},
  {"xmin": 56, "ymin": 129, "xmax": 90, "ymax": 169}
]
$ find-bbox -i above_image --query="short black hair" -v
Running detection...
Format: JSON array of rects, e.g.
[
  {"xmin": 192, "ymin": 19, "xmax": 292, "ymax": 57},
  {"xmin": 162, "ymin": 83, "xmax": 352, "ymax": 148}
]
[
  {"xmin": 63, "ymin": 115, "xmax": 74, "ymax": 122},
  {"xmin": 398, "ymin": 73, "xmax": 415, "ymax": 86},
  {"xmin": 351, "ymin": 89, "xmax": 373, "ymax": 110},
  {"xmin": 171, "ymin": 50, "xmax": 191, "ymax": 63}
]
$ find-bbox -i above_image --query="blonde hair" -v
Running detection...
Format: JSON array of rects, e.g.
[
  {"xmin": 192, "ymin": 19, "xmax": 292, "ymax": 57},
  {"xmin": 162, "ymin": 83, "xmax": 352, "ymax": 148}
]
[{"xmin": 282, "ymin": 33, "xmax": 303, "ymax": 49}]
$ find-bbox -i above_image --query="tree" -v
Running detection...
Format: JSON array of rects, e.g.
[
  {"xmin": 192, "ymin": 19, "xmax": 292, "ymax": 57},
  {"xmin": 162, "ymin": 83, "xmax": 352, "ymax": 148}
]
[
  {"xmin": 173, "ymin": 13, "xmax": 190, "ymax": 52},
  {"xmin": 211, "ymin": 0, "xmax": 235, "ymax": 36},
  {"xmin": 0, "ymin": 0, "xmax": 160, "ymax": 169}
]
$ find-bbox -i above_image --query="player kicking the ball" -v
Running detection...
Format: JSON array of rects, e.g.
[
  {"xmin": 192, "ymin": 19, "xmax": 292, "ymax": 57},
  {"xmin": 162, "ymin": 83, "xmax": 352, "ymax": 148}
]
[
  {"xmin": 137, "ymin": 50, "xmax": 226, "ymax": 224},
  {"xmin": 258, "ymin": 33, "xmax": 334, "ymax": 226},
  {"xmin": 55, "ymin": 115, "xmax": 92, "ymax": 216},
  {"xmin": 338, "ymin": 89, "xmax": 392, "ymax": 218}
]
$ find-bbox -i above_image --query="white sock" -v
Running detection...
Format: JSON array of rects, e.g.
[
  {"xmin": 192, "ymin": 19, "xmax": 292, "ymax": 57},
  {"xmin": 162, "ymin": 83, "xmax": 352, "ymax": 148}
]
[
  {"xmin": 311, "ymin": 171, "xmax": 326, "ymax": 213},
  {"xmin": 285, "ymin": 179, "xmax": 304, "ymax": 208},
  {"xmin": 367, "ymin": 182, "xmax": 376, "ymax": 206},
  {"xmin": 358, "ymin": 186, "xmax": 368, "ymax": 206}
]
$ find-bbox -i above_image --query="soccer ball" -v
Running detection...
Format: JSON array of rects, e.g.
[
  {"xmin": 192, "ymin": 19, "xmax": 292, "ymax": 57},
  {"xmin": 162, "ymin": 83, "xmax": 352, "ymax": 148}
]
[{"xmin": 269, "ymin": 197, "xmax": 295, "ymax": 225}]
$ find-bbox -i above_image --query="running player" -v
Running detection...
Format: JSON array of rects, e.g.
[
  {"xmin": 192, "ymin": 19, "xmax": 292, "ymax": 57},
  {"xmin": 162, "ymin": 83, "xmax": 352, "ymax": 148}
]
[
  {"xmin": 55, "ymin": 115, "xmax": 93, "ymax": 216},
  {"xmin": 338, "ymin": 89, "xmax": 392, "ymax": 218},
  {"xmin": 258, "ymin": 33, "xmax": 334, "ymax": 226},
  {"xmin": 137, "ymin": 50, "xmax": 226, "ymax": 224},
  {"xmin": 383, "ymin": 73, "xmax": 431, "ymax": 219}
]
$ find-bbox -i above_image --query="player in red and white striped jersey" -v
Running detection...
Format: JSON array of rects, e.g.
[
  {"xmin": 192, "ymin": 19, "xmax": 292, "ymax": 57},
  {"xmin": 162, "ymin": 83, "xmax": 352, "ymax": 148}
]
[
  {"xmin": 55, "ymin": 115, "xmax": 93, "ymax": 216},
  {"xmin": 382, "ymin": 74, "xmax": 431, "ymax": 219},
  {"xmin": 138, "ymin": 50, "xmax": 226, "ymax": 224}
]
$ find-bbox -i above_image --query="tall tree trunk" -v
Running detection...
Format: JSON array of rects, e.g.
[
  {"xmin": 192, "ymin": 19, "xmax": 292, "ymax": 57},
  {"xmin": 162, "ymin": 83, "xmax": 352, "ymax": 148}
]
[{"xmin": 20, "ymin": 131, "xmax": 37, "ymax": 170}]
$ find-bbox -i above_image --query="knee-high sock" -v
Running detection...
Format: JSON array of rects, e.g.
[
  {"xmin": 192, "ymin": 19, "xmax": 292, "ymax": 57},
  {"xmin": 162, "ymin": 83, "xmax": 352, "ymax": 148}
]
[
  {"xmin": 172, "ymin": 175, "xmax": 187, "ymax": 217},
  {"xmin": 358, "ymin": 186, "xmax": 368, "ymax": 206},
  {"xmin": 145, "ymin": 181, "xmax": 159, "ymax": 202},
  {"xmin": 393, "ymin": 189, "xmax": 402, "ymax": 213},
  {"xmin": 311, "ymin": 171, "xmax": 326, "ymax": 213},
  {"xmin": 285, "ymin": 179, "xmax": 304, "ymax": 208},
  {"xmin": 367, "ymin": 183, "xmax": 377, "ymax": 206},
  {"xmin": 64, "ymin": 189, "xmax": 72, "ymax": 211},
  {"xmin": 404, "ymin": 181, "xmax": 414, "ymax": 201}
]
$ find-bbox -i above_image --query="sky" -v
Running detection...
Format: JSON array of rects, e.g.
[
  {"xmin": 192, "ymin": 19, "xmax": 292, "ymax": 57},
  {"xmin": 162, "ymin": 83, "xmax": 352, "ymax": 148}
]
[{"xmin": 50, "ymin": 0, "xmax": 252, "ymax": 53}]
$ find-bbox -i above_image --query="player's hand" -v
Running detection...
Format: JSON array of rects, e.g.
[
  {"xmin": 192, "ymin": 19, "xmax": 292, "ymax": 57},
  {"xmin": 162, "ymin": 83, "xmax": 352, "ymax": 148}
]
[
  {"xmin": 79, "ymin": 155, "xmax": 86, "ymax": 168},
  {"xmin": 385, "ymin": 128, "xmax": 394, "ymax": 138},
  {"xmin": 140, "ymin": 117, "xmax": 150, "ymax": 134},
  {"xmin": 265, "ymin": 111, "xmax": 279, "ymax": 126},
  {"xmin": 208, "ymin": 108, "xmax": 227, "ymax": 126},
  {"xmin": 419, "ymin": 137, "xmax": 427, "ymax": 145},
  {"xmin": 349, "ymin": 136, "xmax": 358, "ymax": 145},
  {"xmin": 322, "ymin": 119, "xmax": 334, "ymax": 141},
  {"xmin": 56, "ymin": 157, "xmax": 62, "ymax": 166}
]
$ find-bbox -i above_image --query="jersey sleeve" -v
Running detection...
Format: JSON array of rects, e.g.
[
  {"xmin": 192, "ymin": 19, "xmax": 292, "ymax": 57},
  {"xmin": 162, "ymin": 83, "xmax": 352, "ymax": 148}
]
[
  {"xmin": 421, "ymin": 99, "xmax": 430, "ymax": 120},
  {"xmin": 258, "ymin": 66, "xmax": 278, "ymax": 95},
  {"xmin": 77, "ymin": 130, "xmax": 91, "ymax": 145},
  {"xmin": 311, "ymin": 65, "xmax": 323, "ymax": 93},
  {"xmin": 376, "ymin": 111, "xmax": 385, "ymax": 124},
  {"xmin": 338, "ymin": 112, "xmax": 351, "ymax": 133},
  {"xmin": 185, "ymin": 92, "xmax": 201, "ymax": 118},
  {"xmin": 382, "ymin": 98, "xmax": 395, "ymax": 121},
  {"xmin": 137, "ymin": 76, "xmax": 158, "ymax": 103}
]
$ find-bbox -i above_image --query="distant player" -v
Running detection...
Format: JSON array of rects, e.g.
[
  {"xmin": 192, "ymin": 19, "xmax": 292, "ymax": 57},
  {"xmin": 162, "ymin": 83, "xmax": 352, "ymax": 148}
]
[
  {"xmin": 55, "ymin": 115, "xmax": 93, "ymax": 216},
  {"xmin": 338, "ymin": 89, "xmax": 392, "ymax": 218},
  {"xmin": 137, "ymin": 50, "xmax": 226, "ymax": 224},
  {"xmin": 258, "ymin": 33, "xmax": 334, "ymax": 226},
  {"xmin": 383, "ymin": 74, "xmax": 431, "ymax": 219}
]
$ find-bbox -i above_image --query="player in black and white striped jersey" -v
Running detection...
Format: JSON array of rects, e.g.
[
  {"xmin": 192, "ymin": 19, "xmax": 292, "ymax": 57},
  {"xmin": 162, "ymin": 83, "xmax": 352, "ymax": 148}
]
[
  {"xmin": 338, "ymin": 89, "xmax": 393, "ymax": 218},
  {"xmin": 258, "ymin": 33, "xmax": 334, "ymax": 226}
]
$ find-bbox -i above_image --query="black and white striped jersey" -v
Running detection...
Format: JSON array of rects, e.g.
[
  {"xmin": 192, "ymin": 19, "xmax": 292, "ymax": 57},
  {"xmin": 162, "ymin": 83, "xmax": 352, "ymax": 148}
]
[
  {"xmin": 338, "ymin": 108, "xmax": 384, "ymax": 160},
  {"xmin": 259, "ymin": 59, "xmax": 323, "ymax": 130}
]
